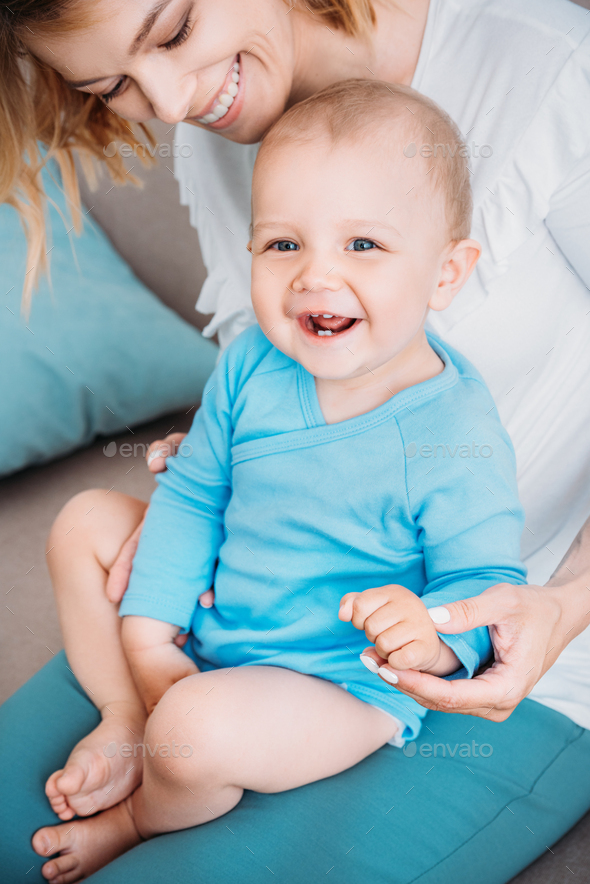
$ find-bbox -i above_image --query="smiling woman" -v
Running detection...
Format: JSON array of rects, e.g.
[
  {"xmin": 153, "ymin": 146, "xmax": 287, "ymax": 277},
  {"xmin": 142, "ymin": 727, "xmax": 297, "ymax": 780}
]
[{"xmin": 0, "ymin": 0, "xmax": 380, "ymax": 309}]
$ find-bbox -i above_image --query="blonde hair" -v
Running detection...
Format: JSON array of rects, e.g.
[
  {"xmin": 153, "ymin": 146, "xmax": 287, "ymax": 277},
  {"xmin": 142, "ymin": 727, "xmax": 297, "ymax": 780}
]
[
  {"xmin": 1, "ymin": 1, "xmax": 154, "ymax": 310},
  {"xmin": 294, "ymin": 0, "xmax": 377, "ymax": 37}
]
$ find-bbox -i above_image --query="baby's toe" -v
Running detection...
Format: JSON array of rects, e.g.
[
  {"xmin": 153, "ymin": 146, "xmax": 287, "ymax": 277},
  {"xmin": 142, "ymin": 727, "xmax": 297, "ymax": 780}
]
[
  {"xmin": 56, "ymin": 764, "xmax": 86, "ymax": 797},
  {"xmin": 55, "ymin": 804, "xmax": 76, "ymax": 822},
  {"xmin": 32, "ymin": 823, "xmax": 72, "ymax": 860},
  {"xmin": 45, "ymin": 770, "xmax": 65, "ymax": 800},
  {"xmin": 42, "ymin": 853, "xmax": 79, "ymax": 883}
]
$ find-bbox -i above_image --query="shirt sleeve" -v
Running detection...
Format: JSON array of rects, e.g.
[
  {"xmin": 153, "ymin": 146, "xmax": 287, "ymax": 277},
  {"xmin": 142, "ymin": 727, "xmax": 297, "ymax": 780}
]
[
  {"xmin": 118, "ymin": 346, "xmax": 236, "ymax": 628},
  {"xmin": 544, "ymin": 36, "xmax": 590, "ymax": 291},
  {"xmin": 400, "ymin": 398, "xmax": 528, "ymax": 680},
  {"xmin": 545, "ymin": 152, "xmax": 590, "ymax": 291}
]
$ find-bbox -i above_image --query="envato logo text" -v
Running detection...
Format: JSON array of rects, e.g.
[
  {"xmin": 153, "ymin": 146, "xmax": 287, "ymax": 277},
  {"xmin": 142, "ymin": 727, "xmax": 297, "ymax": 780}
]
[
  {"xmin": 403, "ymin": 142, "xmax": 493, "ymax": 159},
  {"xmin": 403, "ymin": 740, "xmax": 493, "ymax": 758},
  {"xmin": 103, "ymin": 741, "xmax": 193, "ymax": 758},
  {"xmin": 103, "ymin": 142, "xmax": 193, "ymax": 159},
  {"xmin": 103, "ymin": 441, "xmax": 194, "ymax": 458},
  {"xmin": 404, "ymin": 442, "xmax": 493, "ymax": 459}
]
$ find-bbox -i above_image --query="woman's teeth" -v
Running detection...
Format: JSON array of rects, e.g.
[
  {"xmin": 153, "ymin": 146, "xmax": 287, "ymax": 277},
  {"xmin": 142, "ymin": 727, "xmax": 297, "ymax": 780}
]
[{"xmin": 198, "ymin": 62, "xmax": 240, "ymax": 124}]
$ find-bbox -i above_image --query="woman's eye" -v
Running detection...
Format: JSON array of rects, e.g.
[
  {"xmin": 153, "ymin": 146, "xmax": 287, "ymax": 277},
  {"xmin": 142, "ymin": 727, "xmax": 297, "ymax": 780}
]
[
  {"xmin": 163, "ymin": 16, "xmax": 192, "ymax": 51},
  {"xmin": 100, "ymin": 15, "xmax": 192, "ymax": 103},
  {"xmin": 101, "ymin": 77, "xmax": 126, "ymax": 104},
  {"xmin": 271, "ymin": 241, "xmax": 299, "ymax": 251},
  {"xmin": 347, "ymin": 239, "xmax": 377, "ymax": 251}
]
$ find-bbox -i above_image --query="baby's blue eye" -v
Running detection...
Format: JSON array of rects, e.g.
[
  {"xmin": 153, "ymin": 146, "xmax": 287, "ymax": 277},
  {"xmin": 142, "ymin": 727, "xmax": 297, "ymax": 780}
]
[
  {"xmin": 272, "ymin": 241, "xmax": 299, "ymax": 251},
  {"xmin": 347, "ymin": 239, "xmax": 377, "ymax": 251}
]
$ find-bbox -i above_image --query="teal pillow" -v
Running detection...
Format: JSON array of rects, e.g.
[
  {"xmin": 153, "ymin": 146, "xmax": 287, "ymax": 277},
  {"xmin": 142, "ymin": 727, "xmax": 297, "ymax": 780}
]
[{"xmin": 0, "ymin": 161, "xmax": 218, "ymax": 477}]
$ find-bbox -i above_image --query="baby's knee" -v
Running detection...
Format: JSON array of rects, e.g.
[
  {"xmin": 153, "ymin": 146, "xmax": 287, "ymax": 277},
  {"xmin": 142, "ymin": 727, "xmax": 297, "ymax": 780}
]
[
  {"xmin": 47, "ymin": 489, "xmax": 107, "ymax": 554},
  {"xmin": 47, "ymin": 490, "xmax": 145, "ymax": 559},
  {"xmin": 144, "ymin": 675, "xmax": 231, "ymax": 780}
]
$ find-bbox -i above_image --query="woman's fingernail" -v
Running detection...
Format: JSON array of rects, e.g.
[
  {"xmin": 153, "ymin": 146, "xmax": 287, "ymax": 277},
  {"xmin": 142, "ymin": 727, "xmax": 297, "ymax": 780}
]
[
  {"xmin": 360, "ymin": 654, "xmax": 380, "ymax": 673},
  {"xmin": 428, "ymin": 606, "xmax": 451, "ymax": 624},
  {"xmin": 147, "ymin": 448, "xmax": 166, "ymax": 466},
  {"xmin": 378, "ymin": 667, "xmax": 399, "ymax": 684}
]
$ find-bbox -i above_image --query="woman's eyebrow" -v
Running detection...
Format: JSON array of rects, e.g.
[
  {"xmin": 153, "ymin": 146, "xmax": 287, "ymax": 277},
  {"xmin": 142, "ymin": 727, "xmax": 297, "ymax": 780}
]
[
  {"xmin": 129, "ymin": 0, "xmax": 176, "ymax": 57},
  {"xmin": 64, "ymin": 0, "xmax": 175, "ymax": 88}
]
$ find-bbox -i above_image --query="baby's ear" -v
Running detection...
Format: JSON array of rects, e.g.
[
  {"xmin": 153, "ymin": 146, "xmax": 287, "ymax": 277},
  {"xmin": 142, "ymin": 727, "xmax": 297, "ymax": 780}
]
[{"xmin": 429, "ymin": 239, "xmax": 481, "ymax": 312}]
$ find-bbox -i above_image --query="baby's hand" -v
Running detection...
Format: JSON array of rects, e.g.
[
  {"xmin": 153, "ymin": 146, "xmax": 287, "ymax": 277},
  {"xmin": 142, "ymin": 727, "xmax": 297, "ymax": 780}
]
[
  {"xmin": 121, "ymin": 616, "xmax": 199, "ymax": 714},
  {"xmin": 339, "ymin": 584, "xmax": 460, "ymax": 676}
]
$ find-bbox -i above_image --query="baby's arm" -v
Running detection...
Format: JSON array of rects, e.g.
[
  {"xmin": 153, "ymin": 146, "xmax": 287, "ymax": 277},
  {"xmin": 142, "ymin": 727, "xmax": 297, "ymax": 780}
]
[
  {"xmin": 339, "ymin": 585, "xmax": 461, "ymax": 676},
  {"xmin": 118, "ymin": 337, "xmax": 243, "ymax": 655},
  {"xmin": 390, "ymin": 386, "xmax": 528, "ymax": 679},
  {"xmin": 121, "ymin": 616, "xmax": 199, "ymax": 714}
]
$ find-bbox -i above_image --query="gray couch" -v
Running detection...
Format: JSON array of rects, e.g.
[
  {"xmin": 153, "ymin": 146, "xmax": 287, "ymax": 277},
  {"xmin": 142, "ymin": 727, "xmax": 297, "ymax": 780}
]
[{"xmin": 1, "ymin": 115, "xmax": 588, "ymax": 882}]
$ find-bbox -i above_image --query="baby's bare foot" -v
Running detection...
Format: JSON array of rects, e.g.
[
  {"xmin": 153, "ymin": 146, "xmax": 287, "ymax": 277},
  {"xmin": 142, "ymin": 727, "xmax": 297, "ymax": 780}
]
[
  {"xmin": 45, "ymin": 704, "xmax": 145, "ymax": 820},
  {"xmin": 32, "ymin": 797, "xmax": 141, "ymax": 883}
]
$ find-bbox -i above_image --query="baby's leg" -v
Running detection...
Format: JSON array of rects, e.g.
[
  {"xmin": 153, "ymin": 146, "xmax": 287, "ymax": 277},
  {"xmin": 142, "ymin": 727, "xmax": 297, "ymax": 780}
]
[
  {"xmin": 33, "ymin": 666, "xmax": 399, "ymax": 880},
  {"xmin": 44, "ymin": 490, "xmax": 148, "ymax": 820}
]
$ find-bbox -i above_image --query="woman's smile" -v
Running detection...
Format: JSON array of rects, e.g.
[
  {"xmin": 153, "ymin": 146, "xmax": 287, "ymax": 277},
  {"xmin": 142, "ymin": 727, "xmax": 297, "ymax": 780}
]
[{"xmin": 188, "ymin": 54, "xmax": 244, "ymax": 128}]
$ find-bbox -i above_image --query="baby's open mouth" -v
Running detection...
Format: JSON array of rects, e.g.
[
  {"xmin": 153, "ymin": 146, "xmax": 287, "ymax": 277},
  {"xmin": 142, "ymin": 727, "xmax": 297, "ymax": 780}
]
[{"xmin": 301, "ymin": 314, "xmax": 359, "ymax": 336}]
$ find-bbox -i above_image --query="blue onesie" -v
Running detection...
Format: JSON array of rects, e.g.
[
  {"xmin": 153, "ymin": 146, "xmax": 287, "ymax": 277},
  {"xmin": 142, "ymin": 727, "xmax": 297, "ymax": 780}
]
[{"xmin": 120, "ymin": 325, "xmax": 527, "ymax": 742}]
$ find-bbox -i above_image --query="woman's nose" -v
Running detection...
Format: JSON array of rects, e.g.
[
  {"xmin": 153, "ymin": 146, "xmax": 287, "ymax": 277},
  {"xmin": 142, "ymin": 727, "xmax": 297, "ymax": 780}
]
[{"xmin": 141, "ymin": 71, "xmax": 196, "ymax": 125}]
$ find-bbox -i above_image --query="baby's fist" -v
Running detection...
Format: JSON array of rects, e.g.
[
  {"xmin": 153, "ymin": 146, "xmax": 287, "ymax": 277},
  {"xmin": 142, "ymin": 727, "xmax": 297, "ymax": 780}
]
[{"xmin": 340, "ymin": 585, "xmax": 456, "ymax": 675}]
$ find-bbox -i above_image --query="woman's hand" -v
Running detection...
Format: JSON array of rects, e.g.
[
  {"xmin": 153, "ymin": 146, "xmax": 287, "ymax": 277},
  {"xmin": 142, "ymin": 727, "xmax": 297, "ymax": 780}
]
[
  {"xmin": 105, "ymin": 430, "xmax": 216, "ymax": 612},
  {"xmin": 360, "ymin": 580, "xmax": 585, "ymax": 721},
  {"xmin": 146, "ymin": 432, "xmax": 188, "ymax": 473},
  {"xmin": 105, "ymin": 516, "xmax": 145, "ymax": 604}
]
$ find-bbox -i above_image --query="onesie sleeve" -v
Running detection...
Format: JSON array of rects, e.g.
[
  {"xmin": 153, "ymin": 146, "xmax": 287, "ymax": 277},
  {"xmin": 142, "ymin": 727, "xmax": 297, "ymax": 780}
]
[
  {"xmin": 119, "ymin": 341, "xmax": 239, "ymax": 628},
  {"xmin": 400, "ymin": 392, "xmax": 527, "ymax": 680}
]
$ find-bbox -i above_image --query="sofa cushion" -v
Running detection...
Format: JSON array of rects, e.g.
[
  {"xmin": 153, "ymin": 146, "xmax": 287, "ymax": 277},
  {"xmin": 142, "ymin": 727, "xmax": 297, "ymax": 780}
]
[{"xmin": 0, "ymin": 160, "xmax": 218, "ymax": 476}]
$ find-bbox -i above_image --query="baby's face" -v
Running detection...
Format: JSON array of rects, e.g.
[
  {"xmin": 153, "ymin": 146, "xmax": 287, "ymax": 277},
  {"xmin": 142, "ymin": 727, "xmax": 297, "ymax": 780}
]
[{"xmin": 250, "ymin": 137, "xmax": 452, "ymax": 381}]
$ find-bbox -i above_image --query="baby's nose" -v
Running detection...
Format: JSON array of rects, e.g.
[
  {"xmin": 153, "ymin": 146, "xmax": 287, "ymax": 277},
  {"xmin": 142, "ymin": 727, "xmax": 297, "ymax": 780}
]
[{"xmin": 292, "ymin": 260, "xmax": 342, "ymax": 294}]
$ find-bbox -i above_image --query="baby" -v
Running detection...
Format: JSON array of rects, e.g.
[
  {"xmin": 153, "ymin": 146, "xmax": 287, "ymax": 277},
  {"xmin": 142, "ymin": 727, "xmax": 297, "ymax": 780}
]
[{"xmin": 34, "ymin": 79, "xmax": 526, "ymax": 878}]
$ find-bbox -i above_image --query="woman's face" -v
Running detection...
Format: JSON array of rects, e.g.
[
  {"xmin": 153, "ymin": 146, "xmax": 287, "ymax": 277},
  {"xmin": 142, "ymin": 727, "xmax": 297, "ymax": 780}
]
[{"xmin": 27, "ymin": 0, "xmax": 298, "ymax": 143}]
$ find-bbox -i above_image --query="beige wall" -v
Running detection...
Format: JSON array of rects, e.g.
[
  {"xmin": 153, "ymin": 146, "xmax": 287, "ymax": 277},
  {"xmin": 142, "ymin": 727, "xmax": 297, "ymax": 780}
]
[{"xmin": 77, "ymin": 120, "xmax": 211, "ymax": 331}]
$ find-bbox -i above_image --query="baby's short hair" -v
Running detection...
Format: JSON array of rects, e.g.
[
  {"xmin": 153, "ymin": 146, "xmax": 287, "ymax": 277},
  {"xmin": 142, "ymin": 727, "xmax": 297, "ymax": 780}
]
[{"xmin": 257, "ymin": 79, "xmax": 472, "ymax": 242}]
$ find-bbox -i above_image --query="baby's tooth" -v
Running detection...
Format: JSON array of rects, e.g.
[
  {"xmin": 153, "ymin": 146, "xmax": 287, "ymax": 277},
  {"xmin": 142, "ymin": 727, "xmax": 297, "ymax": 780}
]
[
  {"xmin": 232, "ymin": 72, "xmax": 240, "ymax": 83},
  {"xmin": 233, "ymin": 62, "xmax": 240, "ymax": 71},
  {"xmin": 203, "ymin": 113, "xmax": 218, "ymax": 123},
  {"xmin": 197, "ymin": 117, "xmax": 209, "ymax": 124},
  {"xmin": 227, "ymin": 83, "xmax": 239, "ymax": 97},
  {"xmin": 219, "ymin": 93, "xmax": 234, "ymax": 108},
  {"xmin": 322, "ymin": 314, "xmax": 333, "ymax": 318},
  {"xmin": 213, "ymin": 104, "xmax": 229, "ymax": 118}
]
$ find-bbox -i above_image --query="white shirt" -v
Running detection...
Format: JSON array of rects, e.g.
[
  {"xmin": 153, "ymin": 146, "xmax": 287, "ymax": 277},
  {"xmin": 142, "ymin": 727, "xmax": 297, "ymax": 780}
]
[{"xmin": 174, "ymin": 0, "xmax": 590, "ymax": 729}]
